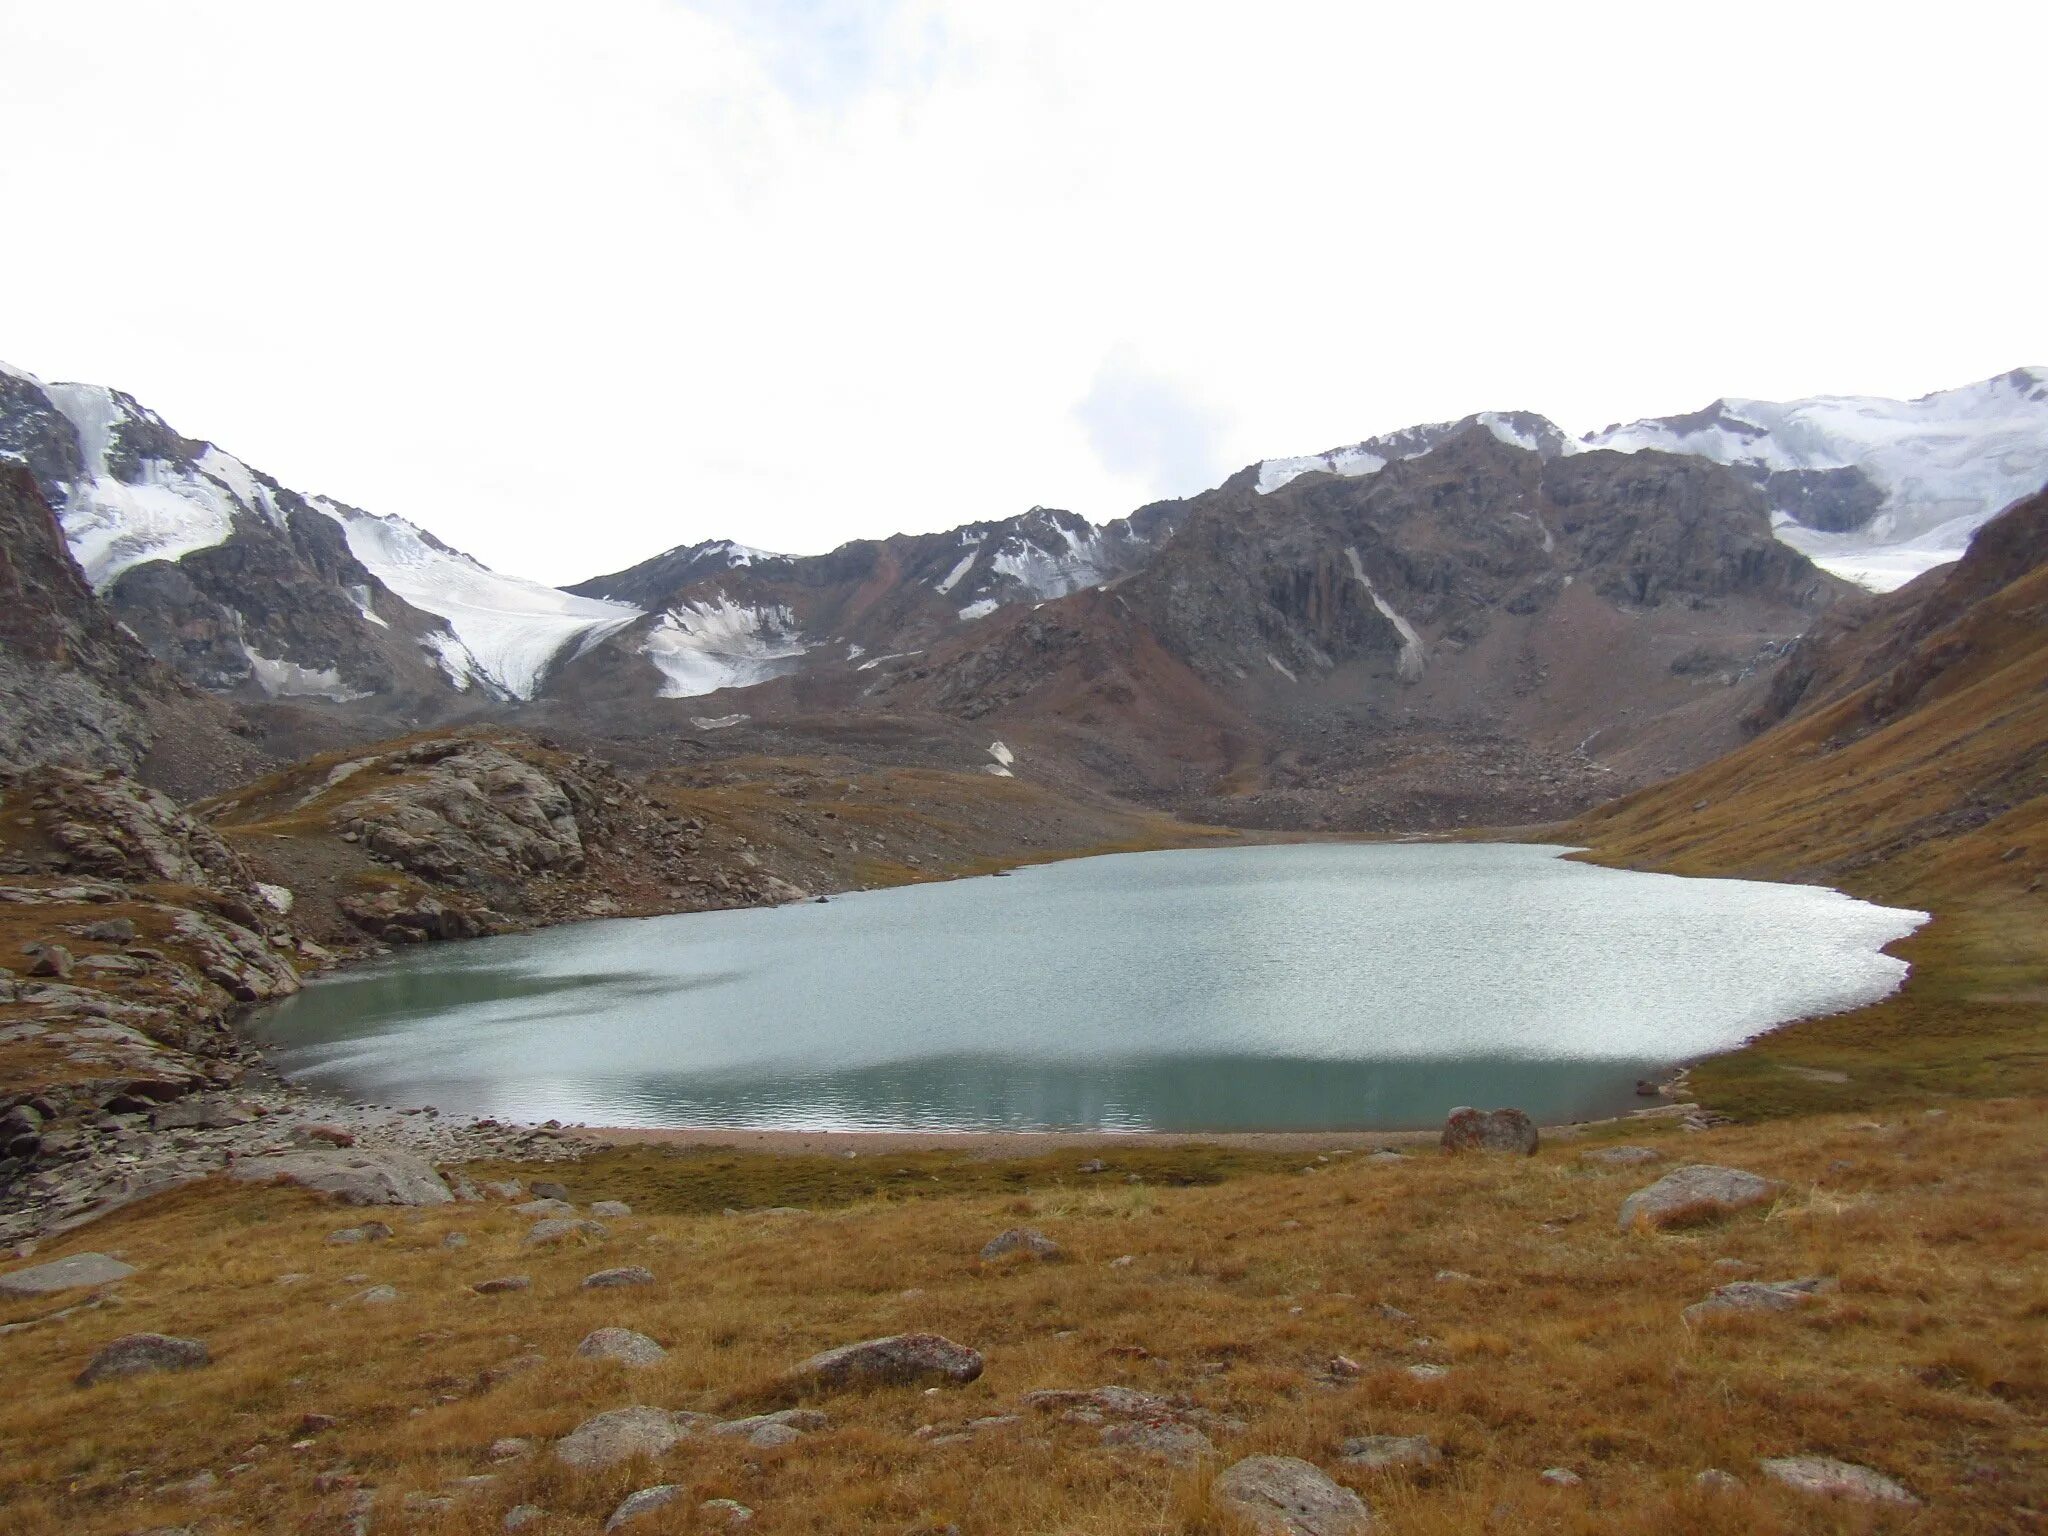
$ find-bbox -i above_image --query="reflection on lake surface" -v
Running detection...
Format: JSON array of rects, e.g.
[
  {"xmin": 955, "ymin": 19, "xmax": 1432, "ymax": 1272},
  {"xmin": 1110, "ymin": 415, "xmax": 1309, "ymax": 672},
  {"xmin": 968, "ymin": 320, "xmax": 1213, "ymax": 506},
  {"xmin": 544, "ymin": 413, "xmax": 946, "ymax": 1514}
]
[{"xmin": 249, "ymin": 843, "xmax": 1925, "ymax": 1132}]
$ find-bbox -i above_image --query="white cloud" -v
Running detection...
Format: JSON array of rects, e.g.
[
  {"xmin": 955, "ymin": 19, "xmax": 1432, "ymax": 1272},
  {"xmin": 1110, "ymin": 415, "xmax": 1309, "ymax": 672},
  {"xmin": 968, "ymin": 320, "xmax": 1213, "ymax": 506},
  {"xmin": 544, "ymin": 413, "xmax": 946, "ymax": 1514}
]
[
  {"xmin": 0, "ymin": 1, "xmax": 2041, "ymax": 584},
  {"xmin": 1075, "ymin": 348, "xmax": 1229, "ymax": 499}
]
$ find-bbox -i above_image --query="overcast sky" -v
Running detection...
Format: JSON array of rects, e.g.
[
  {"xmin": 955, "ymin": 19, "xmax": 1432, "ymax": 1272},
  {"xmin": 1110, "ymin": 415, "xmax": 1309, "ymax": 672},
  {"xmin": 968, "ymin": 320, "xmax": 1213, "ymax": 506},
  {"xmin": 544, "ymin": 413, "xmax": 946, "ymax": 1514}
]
[{"xmin": 3, "ymin": 1, "xmax": 2042, "ymax": 582}]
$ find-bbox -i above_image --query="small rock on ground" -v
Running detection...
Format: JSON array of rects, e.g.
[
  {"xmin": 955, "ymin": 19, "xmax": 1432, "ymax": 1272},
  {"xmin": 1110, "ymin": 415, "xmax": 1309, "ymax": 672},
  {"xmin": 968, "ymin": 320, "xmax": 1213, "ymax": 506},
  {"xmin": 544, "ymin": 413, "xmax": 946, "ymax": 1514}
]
[
  {"xmin": 1100, "ymin": 1420, "xmax": 1215, "ymax": 1463},
  {"xmin": 350, "ymin": 1285, "xmax": 398, "ymax": 1305},
  {"xmin": 77, "ymin": 1333, "xmax": 209, "ymax": 1387},
  {"xmin": 1579, "ymin": 1145, "xmax": 1662, "ymax": 1165},
  {"xmin": 514, "ymin": 1198, "xmax": 575, "ymax": 1217},
  {"xmin": 1758, "ymin": 1455, "xmax": 1919, "ymax": 1506},
  {"xmin": 1212, "ymin": 1455, "xmax": 1374, "ymax": 1535},
  {"xmin": 1540, "ymin": 1467, "xmax": 1583, "ymax": 1487},
  {"xmin": 1338, "ymin": 1435, "xmax": 1439, "ymax": 1471},
  {"xmin": 1694, "ymin": 1469, "xmax": 1740, "ymax": 1492},
  {"xmin": 981, "ymin": 1227, "xmax": 1061, "ymax": 1261},
  {"xmin": 1683, "ymin": 1276, "xmax": 1834, "ymax": 1325},
  {"xmin": 472, "ymin": 1274, "xmax": 532, "ymax": 1294},
  {"xmin": 576, "ymin": 1327, "xmax": 667, "ymax": 1367},
  {"xmin": 702, "ymin": 1499, "xmax": 753, "ymax": 1526},
  {"xmin": 326, "ymin": 1222, "xmax": 392, "ymax": 1245},
  {"xmin": 503, "ymin": 1506, "xmax": 544, "ymax": 1532},
  {"xmin": 589, "ymin": 1200, "xmax": 632, "ymax": 1218},
  {"xmin": 526, "ymin": 1218, "xmax": 608, "ymax": 1246},
  {"xmin": 583, "ymin": 1266, "xmax": 655, "ymax": 1289},
  {"xmin": 606, "ymin": 1484, "xmax": 683, "ymax": 1531}
]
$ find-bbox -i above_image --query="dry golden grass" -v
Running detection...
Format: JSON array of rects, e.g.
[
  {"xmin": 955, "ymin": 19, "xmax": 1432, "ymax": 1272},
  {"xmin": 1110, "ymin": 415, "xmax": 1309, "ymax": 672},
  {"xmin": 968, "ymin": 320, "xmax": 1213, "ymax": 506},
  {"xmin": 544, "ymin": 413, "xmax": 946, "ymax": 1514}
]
[{"xmin": 3, "ymin": 1102, "xmax": 2042, "ymax": 1534}]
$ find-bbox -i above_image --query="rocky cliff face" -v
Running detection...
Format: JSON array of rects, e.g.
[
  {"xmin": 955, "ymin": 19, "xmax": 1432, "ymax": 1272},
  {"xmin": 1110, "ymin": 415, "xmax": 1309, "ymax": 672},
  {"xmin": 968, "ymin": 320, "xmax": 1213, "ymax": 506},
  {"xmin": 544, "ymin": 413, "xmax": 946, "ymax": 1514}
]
[
  {"xmin": 868, "ymin": 431, "xmax": 1845, "ymax": 828},
  {"xmin": 204, "ymin": 730, "xmax": 793, "ymax": 948},
  {"xmin": 0, "ymin": 463, "xmax": 155, "ymax": 775}
]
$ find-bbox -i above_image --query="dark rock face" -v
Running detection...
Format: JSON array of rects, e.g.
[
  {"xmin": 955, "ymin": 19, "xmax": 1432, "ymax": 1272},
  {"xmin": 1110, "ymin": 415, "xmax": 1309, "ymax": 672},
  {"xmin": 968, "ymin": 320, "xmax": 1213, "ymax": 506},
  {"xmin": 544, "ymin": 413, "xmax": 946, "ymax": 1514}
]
[
  {"xmin": 1756, "ymin": 466, "xmax": 1886, "ymax": 533},
  {"xmin": 0, "ymin": 465, "xmax": 155, "ymax": 773}
]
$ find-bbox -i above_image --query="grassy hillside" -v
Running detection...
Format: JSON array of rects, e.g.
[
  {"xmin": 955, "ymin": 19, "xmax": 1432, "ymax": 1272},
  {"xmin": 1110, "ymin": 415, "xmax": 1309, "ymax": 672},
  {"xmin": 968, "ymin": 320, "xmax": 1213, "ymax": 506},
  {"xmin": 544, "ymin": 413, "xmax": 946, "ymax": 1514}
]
[
  {"xmin": 4, "ymin": 1103, "xmax": 2041, "ymax": 1535},
  {"xmin": 1571, "ymin": 490, "xmax": 2048, "ymax": 1117}
]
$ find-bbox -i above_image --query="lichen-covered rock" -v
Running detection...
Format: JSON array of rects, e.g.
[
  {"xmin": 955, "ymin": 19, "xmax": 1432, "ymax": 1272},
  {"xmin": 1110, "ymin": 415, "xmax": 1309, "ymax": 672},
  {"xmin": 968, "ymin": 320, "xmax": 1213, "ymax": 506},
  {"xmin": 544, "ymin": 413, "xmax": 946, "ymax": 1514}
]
[
  {"xmin": 1440, "ymin": 1106, "xmax": 1538, "ymax": 1155},
  {"xmin": 790, "ymin": 1332, "xmax": 984, "ymax": 1389},
  {"xmin": 1618, "ymin": 1165, "xmax": 1778, "ymax": 1231},
  {"xmin": 1213, "ymin": 1455, "xmax": 1375, "ymax": 1535}
]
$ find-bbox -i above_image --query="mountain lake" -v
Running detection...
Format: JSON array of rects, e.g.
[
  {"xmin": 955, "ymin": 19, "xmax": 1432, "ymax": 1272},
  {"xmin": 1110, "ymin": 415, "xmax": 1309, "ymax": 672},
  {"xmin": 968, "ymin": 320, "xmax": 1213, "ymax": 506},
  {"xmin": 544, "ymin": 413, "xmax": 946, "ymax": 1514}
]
[{"xmin": 248, "ymin": 843, "xmax": 1927, "ymax": 1132}]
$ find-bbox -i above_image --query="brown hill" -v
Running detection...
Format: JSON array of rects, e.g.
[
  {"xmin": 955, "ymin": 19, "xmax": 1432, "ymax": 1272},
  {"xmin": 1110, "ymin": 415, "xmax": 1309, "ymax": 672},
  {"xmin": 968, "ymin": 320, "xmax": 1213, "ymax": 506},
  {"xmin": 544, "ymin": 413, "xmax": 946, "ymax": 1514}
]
[{"xmin": 1571, "ymin": 485, "xmax": 2048, "ymax": 1114}]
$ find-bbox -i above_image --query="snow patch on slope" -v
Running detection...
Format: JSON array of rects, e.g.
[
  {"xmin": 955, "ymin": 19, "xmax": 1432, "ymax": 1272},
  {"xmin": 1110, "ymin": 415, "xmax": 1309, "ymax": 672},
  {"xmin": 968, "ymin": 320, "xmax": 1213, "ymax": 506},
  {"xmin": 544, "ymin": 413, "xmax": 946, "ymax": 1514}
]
[
  {"xmin": 1345, "ymin": 547, "xmax": 1425, "ymax": 681},
  {"xmin": 958, "ymin": 597, "xmax": 1001, "ymax": 622},
  {"xmin": 990, "ymin": 522, "xmax": 1112, "ymax": 600},
  {"xmin": 42, "ymin": 383, "xmax": 255, "ymax": 588},
  {"xmin": 243, "ymin": 647, "xmax": 369, "ymax": 703},
  {"xmin": 641, "ymin": 596, "xmax": 810, "ymax": 698},
  {"xmin": 934, "ymin": 549, "xmax": 979, "ymax": 594},
  {"xmin": 319, "ymin": 503, "xmax": 641, "ymax": 699}
]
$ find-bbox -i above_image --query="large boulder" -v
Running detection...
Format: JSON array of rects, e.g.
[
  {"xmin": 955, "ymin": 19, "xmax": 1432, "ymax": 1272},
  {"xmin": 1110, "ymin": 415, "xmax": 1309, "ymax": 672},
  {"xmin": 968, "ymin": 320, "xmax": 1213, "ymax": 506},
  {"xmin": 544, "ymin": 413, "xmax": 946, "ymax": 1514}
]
[
  {"xmin": 1440, "ymin": 1106, "xmax": 1538, "ymax": 1156},
  {"xmin": 0, "ymin": 1252, "xmax": 136, "ymax": 1296},
  {"xmin": 76, "ymin": 1332, "xmax": 209, "ymax": 1387},
  {"xmin": 789, "ymin": 1333, "xmax": 984, "ymax": 1390},
  {"xmin": 229, "ymin": 1148, "xmax": 452, "ymax": 1206},
  {"xmin": 576, "ymin": 1328, "xmax": 667, "ymax": 1367},
  {"xmin": 1617, "ymin": 1164, "xmax": 1777, "ymax": 1231},
  {"xmin": 554, "ymin": 1406, "xmax": 696, "ymax": 1470},
  {"xmin": 1212, "ymin": 1455, "xmax": 1375, "ymax": 1535}
]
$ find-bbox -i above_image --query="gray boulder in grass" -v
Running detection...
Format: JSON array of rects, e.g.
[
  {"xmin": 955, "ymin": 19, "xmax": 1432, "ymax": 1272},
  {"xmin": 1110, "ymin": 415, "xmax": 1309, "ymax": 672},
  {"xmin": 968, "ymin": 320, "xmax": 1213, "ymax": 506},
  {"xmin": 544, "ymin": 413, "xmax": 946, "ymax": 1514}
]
[
  {"xmin": 1618, "ymin": 1164, "xmax": 1778, "ymax": 1231},
  {"xmin": 1212, "ymin": 1455, "xmax": 1375, "ymax": 1535},
  {"xmin": 1758, "ymin": 1455, "xmax": 1919, "ymax": 1506},
  {"xmin": 1440, "ymin": 1106, "xmax": 1538, "ymax": 1155},
  {"xmin": 790, "ymin": 1332, "xmax": 984, "ymax": 1389},
  {"xmin": 76, "ymin": 1333, "xmax": 209, "ymax": 1387}
]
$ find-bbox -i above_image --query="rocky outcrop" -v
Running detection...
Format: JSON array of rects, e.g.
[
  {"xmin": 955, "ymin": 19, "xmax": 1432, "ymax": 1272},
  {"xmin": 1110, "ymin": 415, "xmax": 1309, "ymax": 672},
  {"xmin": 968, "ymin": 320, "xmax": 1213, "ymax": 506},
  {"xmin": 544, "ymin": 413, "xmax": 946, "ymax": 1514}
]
[{"xmin": 208, "ymin": 731, "xmax": 772, "ymax": 947}]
